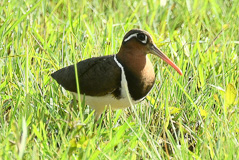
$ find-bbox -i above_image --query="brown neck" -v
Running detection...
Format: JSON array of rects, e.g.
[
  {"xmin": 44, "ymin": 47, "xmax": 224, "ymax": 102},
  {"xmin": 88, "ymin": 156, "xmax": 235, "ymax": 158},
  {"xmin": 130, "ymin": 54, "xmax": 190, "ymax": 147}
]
[
  {"xmin": 117, "ymin": 44, "xmax": 148, "ymax": 75},
  {"xmin": 116, "ymin": 45, "xmax": 156, "ymax": 101}
]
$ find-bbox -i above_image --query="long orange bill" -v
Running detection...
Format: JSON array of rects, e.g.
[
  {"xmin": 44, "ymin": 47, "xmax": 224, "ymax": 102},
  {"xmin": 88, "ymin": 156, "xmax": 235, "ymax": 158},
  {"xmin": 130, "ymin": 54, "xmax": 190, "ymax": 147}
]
[{"xmin": 151, "ymin": 44, "xmax": 183, "ymax": 75}]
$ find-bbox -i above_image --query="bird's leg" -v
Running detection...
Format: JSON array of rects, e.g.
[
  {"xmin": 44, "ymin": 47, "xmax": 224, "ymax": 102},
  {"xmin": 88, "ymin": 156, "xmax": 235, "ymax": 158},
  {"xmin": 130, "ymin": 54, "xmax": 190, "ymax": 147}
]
[
  {"xmin": 93, "ymin": 108, "xmax": 109, "ymax": 130},
  {"xmin": 92, "ymin": 112, "xmax": 101, "ymax": 131},
  {"xmin": 70, "ymin": 94, "xmax": 78, "ymax": 109},
  {"xmin": 94, "ymin": 112, "xmax": 101, "ymax": 122},
  {"xmin": 69, "ymin": 99, "xmax": 74, "ymax": 108},
  {"xmin": 68, "ymin": 98, "xmax": 78, "ymax": 122}
]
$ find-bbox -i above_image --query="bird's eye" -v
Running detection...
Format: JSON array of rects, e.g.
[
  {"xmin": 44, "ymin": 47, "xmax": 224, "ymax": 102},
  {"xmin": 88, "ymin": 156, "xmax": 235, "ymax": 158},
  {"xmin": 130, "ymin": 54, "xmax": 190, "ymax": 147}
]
[
  {"xmin": 137, "ymin": 33, "xmax": 146, "ymax": 41},
  {"xmin": 124, "ymin": 32, "xmax": 147, "ymax": 44}
]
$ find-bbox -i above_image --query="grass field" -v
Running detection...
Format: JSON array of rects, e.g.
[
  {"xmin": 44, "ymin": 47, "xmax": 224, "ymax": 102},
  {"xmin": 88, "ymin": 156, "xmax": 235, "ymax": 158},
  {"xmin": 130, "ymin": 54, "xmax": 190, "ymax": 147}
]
[{"xmin": 0, "ymin": 0, "xmax": 239, "ymax": 159}]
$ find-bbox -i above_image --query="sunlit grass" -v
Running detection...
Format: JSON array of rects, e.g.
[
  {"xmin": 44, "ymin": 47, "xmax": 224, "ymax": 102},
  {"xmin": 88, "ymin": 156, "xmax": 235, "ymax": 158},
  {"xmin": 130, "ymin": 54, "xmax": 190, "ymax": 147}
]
[{"xmin": 0, "ymin": 0, "xmax": 238, "ymax": 159}]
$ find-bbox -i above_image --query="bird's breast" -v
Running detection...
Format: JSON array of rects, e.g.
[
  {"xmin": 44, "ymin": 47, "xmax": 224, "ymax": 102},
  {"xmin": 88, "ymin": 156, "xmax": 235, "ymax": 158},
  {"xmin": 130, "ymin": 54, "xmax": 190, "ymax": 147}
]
[{"xmin": 120, "ymin": 56, "xmax": 156, "ymax": 101}]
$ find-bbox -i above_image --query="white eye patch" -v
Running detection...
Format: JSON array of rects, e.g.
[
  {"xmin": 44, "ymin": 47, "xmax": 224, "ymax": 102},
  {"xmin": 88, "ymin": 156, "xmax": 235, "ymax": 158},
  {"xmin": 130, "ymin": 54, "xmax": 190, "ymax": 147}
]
[
  {"xmin": 124, "ymin": 33, "xmax": 138, "ymax": 42},
  {"xmin": 124, "ymin": 33, "xmax": 147, "ymax": 44}
]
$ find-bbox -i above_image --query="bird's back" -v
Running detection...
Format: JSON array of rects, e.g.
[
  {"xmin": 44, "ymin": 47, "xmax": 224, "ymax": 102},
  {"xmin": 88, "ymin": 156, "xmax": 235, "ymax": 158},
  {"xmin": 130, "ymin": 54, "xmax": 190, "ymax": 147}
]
[{"xmin": 51, "ymin": 55, "xmax": 122, "ymax": 97}]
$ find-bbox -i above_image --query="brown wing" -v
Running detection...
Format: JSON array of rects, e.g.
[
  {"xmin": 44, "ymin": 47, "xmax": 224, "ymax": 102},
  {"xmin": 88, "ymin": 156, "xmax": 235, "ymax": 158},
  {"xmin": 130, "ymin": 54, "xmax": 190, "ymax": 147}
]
[{"xmin": 51, "ymin": 55, "xmax": 121, "ymax": 96}]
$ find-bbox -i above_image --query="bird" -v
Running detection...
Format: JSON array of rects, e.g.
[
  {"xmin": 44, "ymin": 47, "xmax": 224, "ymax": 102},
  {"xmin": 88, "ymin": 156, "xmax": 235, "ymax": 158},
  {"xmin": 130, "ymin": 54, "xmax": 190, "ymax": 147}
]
[{"xmin": 51, "ymin": 29, "xmax": 183, "ymax": 120}]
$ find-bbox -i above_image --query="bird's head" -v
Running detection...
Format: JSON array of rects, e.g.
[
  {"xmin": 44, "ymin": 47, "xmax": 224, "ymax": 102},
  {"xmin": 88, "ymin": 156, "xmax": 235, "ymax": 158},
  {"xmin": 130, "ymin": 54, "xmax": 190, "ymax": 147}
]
[{"xmin": 121, "ymin": 29, "xmax": 183, "ymax": 75}]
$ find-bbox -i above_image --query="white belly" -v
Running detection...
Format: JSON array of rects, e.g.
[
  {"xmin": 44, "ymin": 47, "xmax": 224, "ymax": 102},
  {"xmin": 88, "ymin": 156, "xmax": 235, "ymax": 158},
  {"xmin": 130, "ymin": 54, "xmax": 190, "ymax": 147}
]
[{"xmin": 72, "ymin": 92, "xmax": 136, "ymax": 119}]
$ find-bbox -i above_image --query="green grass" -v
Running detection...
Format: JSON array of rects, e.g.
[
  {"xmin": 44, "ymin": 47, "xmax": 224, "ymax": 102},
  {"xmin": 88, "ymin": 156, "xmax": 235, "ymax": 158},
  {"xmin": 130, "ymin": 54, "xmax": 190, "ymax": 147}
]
[{"xmin": 0, "ymin": 0, "xmax": 239, "ymax": 159}]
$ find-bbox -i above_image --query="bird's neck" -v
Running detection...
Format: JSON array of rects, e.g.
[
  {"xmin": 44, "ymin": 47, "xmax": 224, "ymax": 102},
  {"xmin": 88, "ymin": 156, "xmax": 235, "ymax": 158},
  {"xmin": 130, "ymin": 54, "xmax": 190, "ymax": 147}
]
[
  {"xmin": 116, "ymin": 47, "xmax": 155, "ymax": 83},
  {"xmin": 116, "ymin": 47, "xmax": 148, "ymax": 74},
  {"xmin": 116, "ymin": 47, "xmax": 156, "ymax": 101}
]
